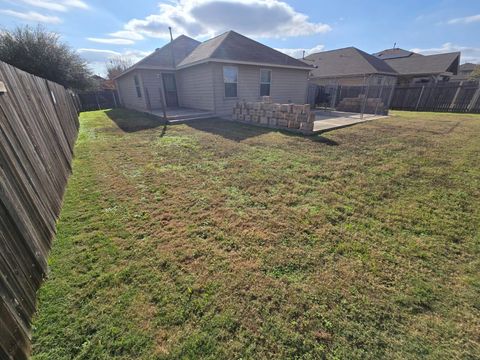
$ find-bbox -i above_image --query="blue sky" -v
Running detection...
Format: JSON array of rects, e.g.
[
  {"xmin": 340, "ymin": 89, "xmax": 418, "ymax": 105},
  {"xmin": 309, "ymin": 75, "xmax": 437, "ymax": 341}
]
[{"xmin": 1, "ymin": 0, "xmax": 479, "ymax": 75}]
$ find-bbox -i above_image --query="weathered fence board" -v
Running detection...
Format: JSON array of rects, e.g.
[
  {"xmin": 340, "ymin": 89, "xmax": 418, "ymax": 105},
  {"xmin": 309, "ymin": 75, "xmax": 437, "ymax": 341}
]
[
  {"xmin": 0, "ymin": 61, "xmax": 79, "ymax": 359},
  {"xmin": 390, "ymin": 81, "xmax": 480, "ymax": 113}
]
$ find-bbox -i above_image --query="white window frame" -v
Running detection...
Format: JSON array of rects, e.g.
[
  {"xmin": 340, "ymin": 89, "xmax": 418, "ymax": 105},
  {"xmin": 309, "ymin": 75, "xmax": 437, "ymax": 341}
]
[
  {"xmin": 223, "ymin": 66, "xmax": 238, "ymax": 98},
  {"xmin": 260, "ymin": 69, "xmax": 272, "ymax": 97}
]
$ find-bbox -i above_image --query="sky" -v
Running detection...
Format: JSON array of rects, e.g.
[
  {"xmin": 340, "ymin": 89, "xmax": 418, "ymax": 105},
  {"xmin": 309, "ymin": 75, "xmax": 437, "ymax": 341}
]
[{"xmin": 0, "ymin": 0, "xmax": 479, "ymax": 76}]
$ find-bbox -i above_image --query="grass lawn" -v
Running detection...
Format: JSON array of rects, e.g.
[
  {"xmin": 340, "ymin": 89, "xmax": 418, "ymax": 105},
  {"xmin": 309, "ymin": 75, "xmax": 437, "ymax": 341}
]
[{"xmin": 32, "ymin": 109, "xmax": 480, "ymax": 359}]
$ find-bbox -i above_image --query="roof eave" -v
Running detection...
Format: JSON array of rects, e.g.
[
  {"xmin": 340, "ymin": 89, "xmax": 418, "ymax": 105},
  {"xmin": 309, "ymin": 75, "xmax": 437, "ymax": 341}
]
[
  {"xmin": 177, "ymin": 58, "xmax": 313, "ymax": 70},
  {"xmin": 113, "ymin": 65, "xmax": 176, "ymax": 80},
  {"xmin": 310, "ymin": 72, "xmax": 398, "ymax": 79}
]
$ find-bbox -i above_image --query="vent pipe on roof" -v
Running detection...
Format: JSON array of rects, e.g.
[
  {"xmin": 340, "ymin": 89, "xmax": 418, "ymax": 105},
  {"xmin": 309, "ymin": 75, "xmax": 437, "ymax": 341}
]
[
  {"xmin": 168, "ymin": 27, "xmax": 175, "ymax": 67},
  {"xmin": 302, "ymin": 50, "xmax": 305, "ymax": 59}
]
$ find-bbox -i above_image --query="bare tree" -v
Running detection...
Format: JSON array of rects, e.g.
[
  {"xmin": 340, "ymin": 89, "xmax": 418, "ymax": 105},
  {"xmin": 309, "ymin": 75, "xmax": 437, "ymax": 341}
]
[
  {"xmin": 469, "ymin": 65, "xmax": 480, "ymax": 80},
  {"xmin": 106, "ymin": 56, "xmax": 134, "ymax": 80}
]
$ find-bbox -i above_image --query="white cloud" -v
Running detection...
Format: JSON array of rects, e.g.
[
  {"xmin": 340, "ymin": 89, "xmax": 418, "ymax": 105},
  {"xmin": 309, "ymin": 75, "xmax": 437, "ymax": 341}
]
[
  {"xmin": 275, "ymin": 44, "xmax": 325, "ymax": 59},
  {"xmin": 108, "ymin": 30, "xmax": 144, "ymax": 41},
  {"xmin": 77, "ymin": 48, "xmax": 151, "ymax": 75},
  {"xmin": 87, "ymin": 37, "xmax": 136, "ymax": 45},
  {"xmin": 448, "ymin": 14, "xmax": 480, "ymax": 24},
  {"xmin": 120, "ymin": 0, "xmax": 331, "ymax": 40},
  {"xmin": 0, "ymin": 9, "xmax": 62, "ymax": 23},
  {"xmin": 411, "ymin": 43, "xmax": 480, "ymax": 64},
  {"xmin": 16, "ymin": 0, "xmax": 89, "ymax": 12}
]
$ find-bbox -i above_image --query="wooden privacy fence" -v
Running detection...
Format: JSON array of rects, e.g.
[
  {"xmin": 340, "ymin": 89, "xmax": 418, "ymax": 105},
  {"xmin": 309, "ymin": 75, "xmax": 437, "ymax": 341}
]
[
  {"xmin": 0, "ymin": 61, "xmax": 79, "ymax": 359},
  {"xmin": 390, "ymin": 81, "xmax": 480, "ymax": 113},
  {"xmin": 77, "ymin": 89, "xmax": 119, "ymax": 112}
]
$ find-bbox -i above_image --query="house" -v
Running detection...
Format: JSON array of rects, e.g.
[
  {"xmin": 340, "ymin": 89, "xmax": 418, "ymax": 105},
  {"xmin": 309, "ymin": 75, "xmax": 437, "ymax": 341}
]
[
  {"xmin": 115, "ymin": 31, "xmax": 313, "ymax": 117},
  {"xmin": 373, "ymin": 48, "xmax": 460, "ymax": 85},
  {"xmin": 450, "ymin": 63, "xmax": 479, "ymax": 82},
  {"xmin": 303, "ymin": 47, "xmax": 398, "ymax": 87},
  {"xmin": 90, "ymin": 74, "xmax": 115, "ymax": 90}
]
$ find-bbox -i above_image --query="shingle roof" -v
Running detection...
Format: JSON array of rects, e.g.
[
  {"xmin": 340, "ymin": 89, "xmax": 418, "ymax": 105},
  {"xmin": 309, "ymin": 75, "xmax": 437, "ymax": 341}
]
[
  {"xmin": 177, "ymin": 31, "xmax": 312, "ymax": 69},
  {"xmin": 373, "ymin": 48, "xmax": 417, "ymax": 60},
  {"xmin": 115, "ymin": 35, "xmax": 200, "ymax": 78},
  {"xmin": 304, "ymin": 47, "xmax": 398, "ymax": 78},
  {"xmin": 459, "ymin": 63, "xmax": 477, "ymax": 72},
  {"xmin": 138, "ymin": 35, "xmax": 200, "ymax": 68},
  {"xmin": 384, "ymin": 52, "xmax": 460, "ymax": 75}
]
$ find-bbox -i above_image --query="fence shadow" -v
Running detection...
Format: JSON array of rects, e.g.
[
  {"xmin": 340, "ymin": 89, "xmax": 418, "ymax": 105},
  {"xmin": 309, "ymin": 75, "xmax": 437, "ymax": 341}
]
[
  {"xmin": 105, "ymin": 108, "xmax": 166, "ymax": 133},
  {"xmin": 186, "ymin": 118, "xmax": 272, "ymax": 141},
  {"xmin": 186, "ymin": 118, "xmax": 338, "ymax": 145}
]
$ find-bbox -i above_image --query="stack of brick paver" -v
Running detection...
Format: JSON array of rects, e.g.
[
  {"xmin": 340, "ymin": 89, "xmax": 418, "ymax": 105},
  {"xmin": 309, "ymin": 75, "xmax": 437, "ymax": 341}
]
[{"xmin": 232, "ymin": 97, "xmax": 315, "ymax": 133}]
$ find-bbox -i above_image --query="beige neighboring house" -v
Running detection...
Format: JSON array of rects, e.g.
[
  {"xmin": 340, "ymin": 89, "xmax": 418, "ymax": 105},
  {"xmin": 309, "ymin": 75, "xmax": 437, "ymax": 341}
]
[
  {"xmin": 115, "ymin": 31, "xmax": 313, "ymax": 117},
  {"xmin": 450, "ymin": 63, "xmax": 479, "ymax": 82},
  {"xmin": 373, "ymin": 48, "xmax": 460, "ymax": 85},
  {"xmin": 303, "ymin": 47, "xmax": 398, "ymax": 87}
]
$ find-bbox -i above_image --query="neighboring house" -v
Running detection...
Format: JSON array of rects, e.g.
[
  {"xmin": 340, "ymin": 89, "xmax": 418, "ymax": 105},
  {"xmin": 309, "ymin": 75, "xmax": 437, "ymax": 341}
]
[
  {"xmin": 373, "ymin": 48, "xmax": 460, "ymax": 85},
  {"xmin": 450, "ymin": 63, "xmax": 479, "ymax": 81},
  {"xmin": 115, "ymin": 31, "xmax": 312, "ymax": 117},
  {"xmin": 90, "ymin": 74, "xmax": 115, "ymax": 90},
  {"xmin": 303, "ymin": 47, "xmax": 398, "ymax": 87}
]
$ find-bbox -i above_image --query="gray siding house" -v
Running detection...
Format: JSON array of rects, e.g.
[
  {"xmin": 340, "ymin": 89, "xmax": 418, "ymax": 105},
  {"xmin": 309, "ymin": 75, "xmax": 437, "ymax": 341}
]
[
  {"xmin": 303, "ymin": 47, "xmax": 398, "ymax": 87},
  {"xmin": 115, "ymin": 31, "xmax": 312, "ymax": 117},
  {"xmin": 373, "ymin": 48, "xmax": 460, "ymax": 85}
]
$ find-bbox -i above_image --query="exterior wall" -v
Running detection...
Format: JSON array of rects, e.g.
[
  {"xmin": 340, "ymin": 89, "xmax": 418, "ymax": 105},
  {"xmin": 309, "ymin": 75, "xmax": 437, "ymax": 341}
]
[
  {"xmin": 211, "ymin": 63, "xmax": 310, "ymax": 116},
  {"xmin": 138, "ymin": 69, "xmax": 167, "ymax": 110},
  {"xmin": 116, "ymin": 70, "xmax": 147, "ymax": 111},
  {"xmin": 311, "ymin": 74, "xmax": 397, "ymax": 87},
  {"xmin": 176, "ymin": 63, "xmax": 215, "ymax": 111}
]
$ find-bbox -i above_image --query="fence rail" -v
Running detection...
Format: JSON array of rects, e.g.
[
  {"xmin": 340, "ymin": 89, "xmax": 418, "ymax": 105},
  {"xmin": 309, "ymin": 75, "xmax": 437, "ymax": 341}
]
[
  {"xmin": 0, "ymin": 61, "xmax": 79, "ymax": 359},
  {"xmin": 390, "ymin": 81, "xmax": 480, "ymax": 113}
]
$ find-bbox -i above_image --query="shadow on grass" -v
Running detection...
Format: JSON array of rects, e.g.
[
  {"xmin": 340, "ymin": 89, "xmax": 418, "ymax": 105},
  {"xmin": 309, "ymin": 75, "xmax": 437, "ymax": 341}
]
[
  {"xmin": 105, "ymin": 108, "xmax": 166, "ymax": 133},
  {"xmin": 187, "ymin": 118, "xmax": 271, "ymax": 141},
  {"xmin": 187, "ymin": 118, "xmax": 338, "ymax": 145}
]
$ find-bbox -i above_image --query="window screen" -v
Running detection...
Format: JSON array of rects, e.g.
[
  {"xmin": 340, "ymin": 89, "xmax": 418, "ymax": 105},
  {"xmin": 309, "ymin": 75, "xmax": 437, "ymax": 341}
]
[
  {"xmin": 260, "ymin": 69, "xmax": 271, "ymax": 96},
  {"xmin": 223, "ymin": 66, "xmax": 238, "ymax": 98}
]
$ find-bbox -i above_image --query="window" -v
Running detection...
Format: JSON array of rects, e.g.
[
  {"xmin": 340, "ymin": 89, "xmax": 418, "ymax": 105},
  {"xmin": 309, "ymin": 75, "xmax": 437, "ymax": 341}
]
[
  {"xmin": 260, "ymin": 69, "xmax": 271, "ymax": 96},
  {"xmin": 223, "ymin": 66, "xmax": 238, "ymax": 98},
  {"xmin": 134, "ymin": 75, "xmax": 142, "ymax": 98}
]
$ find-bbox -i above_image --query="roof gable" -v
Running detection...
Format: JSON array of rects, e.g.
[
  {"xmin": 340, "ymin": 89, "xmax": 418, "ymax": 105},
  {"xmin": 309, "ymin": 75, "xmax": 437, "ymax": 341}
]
[
  {"xmin": 304, "ymin": 47, "xmax": 397, "ymax": 78},
  {"xmin": 115, "ymin": 35, "xmax": 200, "ymax": 78},
  {"xmin": 177, "ymin": 31, "xmax": 311, "ymax": 69},
  {"xmin": 137, "ymin": 35, "xmax": 200, "ymax": 68}
]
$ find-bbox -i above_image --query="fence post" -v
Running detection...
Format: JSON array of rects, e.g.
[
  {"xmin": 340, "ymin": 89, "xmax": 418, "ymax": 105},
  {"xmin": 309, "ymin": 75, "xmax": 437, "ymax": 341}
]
[
  {"xmin": 449, "ymin": 81, "xmax": 463, "ymax": 111},
  {"xmin": 467, "ymin": 84, "xmax": 480, "ymax": 112},
  {"xmin": 94, "ymin": 92, "xmax": 100, "ymax": 110},
  {"xmin": 112, "ymin": 91, "xmax": 118, "ymax": 108},
  {"xmin": 360, "ymin": 80, "xmax": 370, "ymax": 119},
  {"xmin": 159, "ymin": 87, "xmax": 168, "ymax": 121},
  {"xmin": 373, "ymin": 84, "xmax": 384, "ymax": 116},
  {"xmin": 415, "ymin": 86, "xmax": 425, "ymax": 111}
]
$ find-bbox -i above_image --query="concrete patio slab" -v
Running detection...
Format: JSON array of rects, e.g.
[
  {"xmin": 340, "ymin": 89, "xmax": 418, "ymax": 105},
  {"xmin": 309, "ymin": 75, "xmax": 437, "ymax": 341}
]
[
  {"xmin": 313, "ymin": 110, "xmax": 387, "ymax": 133},
  {"xmin": 148, "ymin": 108, "xmax": 214, "ymax": 123}
]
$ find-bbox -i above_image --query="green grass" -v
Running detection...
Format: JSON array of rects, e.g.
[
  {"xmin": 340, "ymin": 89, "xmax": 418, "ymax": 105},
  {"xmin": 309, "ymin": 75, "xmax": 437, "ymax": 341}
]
[{"xmin": 32, "ymin": 109, "xmax": 480, "ymax": 359}]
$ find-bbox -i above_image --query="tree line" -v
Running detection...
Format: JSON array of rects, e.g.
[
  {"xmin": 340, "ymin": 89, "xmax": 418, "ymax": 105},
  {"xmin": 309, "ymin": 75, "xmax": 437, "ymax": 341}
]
[{"xmin": 0, "ymin": 25, "xmax": 134, "ymax": 91}]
